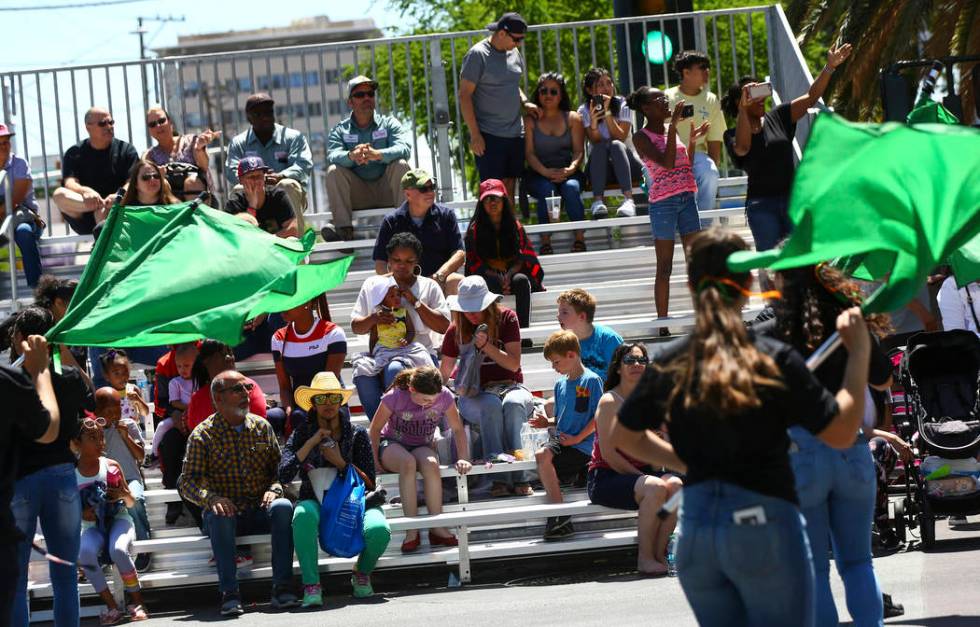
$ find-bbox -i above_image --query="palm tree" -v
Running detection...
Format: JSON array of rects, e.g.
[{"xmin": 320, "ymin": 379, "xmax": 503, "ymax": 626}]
[{"xmin": 784, "ymin": 0, "xmax": 979, "ymax": 122}]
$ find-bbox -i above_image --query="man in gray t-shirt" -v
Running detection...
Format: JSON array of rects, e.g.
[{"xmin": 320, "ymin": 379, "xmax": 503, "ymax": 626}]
[{"xmin": 459, "ymin": 12, "xmax": 539, "ymax": 200}]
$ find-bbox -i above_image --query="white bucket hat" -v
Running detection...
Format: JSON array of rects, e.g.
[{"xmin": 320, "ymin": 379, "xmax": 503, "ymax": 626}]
[
  {"xmin": 363, "ymin": 274, "xmax": 399, "ymax": 311},
  {"xmin": 447, "ymin": 275, "xmax": 502, "ymax": 313}
]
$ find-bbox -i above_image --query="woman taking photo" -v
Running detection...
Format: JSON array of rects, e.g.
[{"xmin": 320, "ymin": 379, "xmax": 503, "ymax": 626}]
[
  {"xmin": 279, "ymin": 371, "xmax": 391, "ymax": 608},
  {"xmin": 629, "ymin": 86, "xmax": 709, "ymax": 333},
  {"xmin": 774, "ymin": 262, "xmax": 895, "ymax": 626},
  {"xmin": 439, "ymin": 275, "xmax": 535, "ymax": 497},
  {"xmin": 524, "ymin": 72, "xmax": 587, "ymax": 254},
  {"xmin": 578, "ymin": 67, "xmax": 643, "ymax": 219},
  {"xmin": 611, "ymin": 227, "xmax": 872, "ymax": 626},
  {"xmin": 464, "ymin": 178, "xmax": 545, "ymax": 329},
  {"xmin": 587, "ymin": 342, "xmax": 682, "ymax": 575},
  {"xmin": 721, "ymin": 44, "xmax": 851, "ymax": 252},
  {"xmin": 369, "ymin": 367, "xmax": 471, "ymax": 552}
]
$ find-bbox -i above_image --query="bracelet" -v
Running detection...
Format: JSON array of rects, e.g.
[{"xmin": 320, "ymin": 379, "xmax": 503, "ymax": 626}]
[{"xmin": 823, "ymin": 64, "xmax": 835, "ymax": 74}]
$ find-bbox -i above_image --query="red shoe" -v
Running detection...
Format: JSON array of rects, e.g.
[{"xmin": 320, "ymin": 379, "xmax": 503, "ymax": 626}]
[
  {"xmin": 429, "ymin": 531, "xmax": 458, "ymax": 547},
  {"xmin": 401, "ymin": 532, "xmax": 421, "ymax": 553}
]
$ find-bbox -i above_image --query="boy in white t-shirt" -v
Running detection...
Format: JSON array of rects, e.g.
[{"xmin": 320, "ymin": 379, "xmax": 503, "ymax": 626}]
[{"xmin": 149, "ymin": 344, "xmax": 198, "ymax": 460}]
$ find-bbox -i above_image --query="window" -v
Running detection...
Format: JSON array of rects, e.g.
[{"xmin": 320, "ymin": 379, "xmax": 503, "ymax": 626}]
[
  {"xmin": 222, "ymin": 109, "xmax": 237, "ymax": 125},
  {"xmin": 328, "ymin": 100, "xmax": 345, "ymax": 115},
  {"xmin": 238, "ymin": 77, "xmax": 253, "ymax": 92},
  {"xmin": 184, "ymin": 112, "xmax": 205, "ymax": 128},
  {"xmin": 180, "ymin": 80, "xmax": 201, "ymax": 98},
  {"xmin": 324, "ymin": 69, "xmax": 340, "ymax": 84},
  {"xmin": 305, "ymin": 71, "xmax": 319, "ymax": 87},
  {"xmin": 289, "ymin": 72, "xmax": 304, "ymax": 88},
  {"xmin": 307, "ymin": 102, "xmax": 322, "ymax": 117}
]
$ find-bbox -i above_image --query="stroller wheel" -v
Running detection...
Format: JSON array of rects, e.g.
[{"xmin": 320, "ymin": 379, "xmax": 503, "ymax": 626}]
[
  {"xmin": 892, "ymin": 500, "xmax": 907, "ymax": 544},
  {"xmin": 919, "ymin": 500, "xmax": 936, "ymax": 549}
]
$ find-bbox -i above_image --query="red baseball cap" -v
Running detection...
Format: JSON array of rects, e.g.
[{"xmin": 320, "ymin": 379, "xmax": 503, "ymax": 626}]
[
  {"xmin": 478, "ymin": 178, "xmax": 507, "ymax": 201},
  {"xmin": 0, "ymin": 123, "xmax": 14, "ymax": 137}
]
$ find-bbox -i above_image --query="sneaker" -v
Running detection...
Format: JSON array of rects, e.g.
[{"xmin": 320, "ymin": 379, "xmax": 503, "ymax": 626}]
[
  {"xmin": 142, "ymin": 453, "xmax": 159, "ymax": 469},
  {"xmin": 134, "ymin": 553, "xmax": 151, "ymax": 573},
  {"xmin": 883, "ymin": 593, "xmax": 905, "ymax": 618},
  {"xmin": 949, "ymin": 515, "xmax": 968, "ymax": 527},
  {"xmin": 351, "ymin": 570, "xmax": 374, "ymax": 598},
  {"xmin": 165, "ymin": 502, "xmax": 183, "ymax": 526},
  {"xmin": 659, "ymin": 327, "xmax": 671, "ymax": 338},
  {"xmin": 320, "ymin": 224, "xmax": 341, "ymax": 242},
  {"xmin": 590, "ymin": 200, "xmax": 608, "ymax": 219},
  {"xmin": 208, "ymin": 553, "xmax": 253, "ymax": 569},
  {"xmin": 270, "ymin": 584, "xmax": 300, "ymax": 609},
  {"xmin": 220, "ymin": 591, "xmax": 244, "ymax": 617},
  {"xmin": 99, "ymin": 607, "xmax": 125, "ymax": 625},
  {"xmin": 616, "ymin": 198, "xmax": 636, "ymax": 217},
  {"xmin": 127, "ymin": 603, "xmax": 149, "ymax": 621},
  {"xmin": 301, "ymin": 584, "xmax": 323, "ymax": 608},
  {"xmin": 543, "ymin": 516, "xmax": 575, "ymax": 541}
]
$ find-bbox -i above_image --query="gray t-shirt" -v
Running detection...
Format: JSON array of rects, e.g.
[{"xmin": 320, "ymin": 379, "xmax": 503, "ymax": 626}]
[
  {"xmin": 103, "ymin": 418, "xmax": 145, "ymax": 487},
  {"xmin": 460, "ymin": 39, "xmax": 525, "ymax": 138}
]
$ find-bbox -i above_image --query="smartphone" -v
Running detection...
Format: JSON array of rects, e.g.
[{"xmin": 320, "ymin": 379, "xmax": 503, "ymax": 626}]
[
  {"xmin": 748, "ymin": 82, "xmax": 773, "ymax": 100},
  {"xmin": 681, "ymin": 104, "xmax": 694, "ymax": 119},
  {"xmin": 592, "ymin": 94, "xmax": 604, "ymax": 112}
]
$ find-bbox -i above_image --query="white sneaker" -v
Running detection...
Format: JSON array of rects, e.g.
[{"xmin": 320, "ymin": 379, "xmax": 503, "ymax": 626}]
[
  {"xmin": 590, "ymin": 200, "xmax": 608, "ymax": 219},
  {"xmin": 616, "ymin": 198, "xmax": 636, "ymax": 217}
]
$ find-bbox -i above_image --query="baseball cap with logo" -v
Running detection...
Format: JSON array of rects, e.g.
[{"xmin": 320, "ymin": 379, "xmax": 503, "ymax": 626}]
[
  {"xmin": 0, "ymin": 123, "xmax": 14, "ymax": 137},
  {"xmin": 400, "ymin": 168, "xmax": 435, "ymax": 190},
  {"xmin": 347, "ymin": 75, "xmax": 380, "ymax": 99},
  {"xmin": 237, "ymin": 156, "xmax": 271, "ymax": 179},
  {"xmin": 487, "ymin": 12, "xmax": 527, "ymax": 34}
]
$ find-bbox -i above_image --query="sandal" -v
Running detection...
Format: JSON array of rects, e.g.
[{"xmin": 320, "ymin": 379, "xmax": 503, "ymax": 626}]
[
  {"xmin": 513, "ymin": 483, "xmax": 534, "ymax": 496},
  {"xmin": 128, "ymin": 604, "xmax": 149, "ymax": 621},
  {"xmin": 571, "ymin": 240, "xmax": 587, "ymax": 253},
  {"xmin": 489, "ymin": 482, "xmax": 512, "ymax": 498},
  {"xmin": 99, "ymin": 607, "xmax": 125, "ymax": 626},
  {"xmin": 539, "ymin": 242, "xmax": 554, "ymax": 255}
]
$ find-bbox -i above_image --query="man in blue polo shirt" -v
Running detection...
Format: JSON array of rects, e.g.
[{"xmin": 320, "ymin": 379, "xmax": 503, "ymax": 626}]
[
  {"xmin": 324, "ymin": 75, "xmax": 412, "ymax": 243},
  {"xmin": 372, "ymin": 169, "xmax": 465, "ymax": 295}
]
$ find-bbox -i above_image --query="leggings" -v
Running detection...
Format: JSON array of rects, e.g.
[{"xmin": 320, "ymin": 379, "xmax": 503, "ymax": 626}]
[
  {"xmin": 292, "ymin": 500, "xmax": 392, "ymax": 585},
  {"xmin": 480, "ymin": 270, "xmax": 532, "ymax": 328},
  {"xmin": 79, "ymin": 518, "xmax": 140, "ymax": 594}
]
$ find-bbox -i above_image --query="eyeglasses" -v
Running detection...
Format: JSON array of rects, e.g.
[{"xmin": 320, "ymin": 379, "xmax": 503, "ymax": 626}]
[
  {"xmin": 312, "ymin": 393, "xmax": 344, "ymax": 406},
  {"xmin": 94, "ymin": 119, "xmax": 115, "ymax": 127},
  {"xmin": 147, "ymin": 116, "xmax": 168, "ymax": 128},
  {"xmin": 81, "ymin": 416, "xmax": 107, "ymax": 429},
  {"xmin": 413, "ymin": 183, "xmax": 436, "ymax": 193},
  {"xmin": 622, "ymin": 355, "xmax": 650, "ymax": 366},
  {"xmin": 351, "ymin": 90, "xmax": 376, "ymax": 99},
  {"xmin": 140, "ymin": 173, "xmax": 161, "ymax": 181},
  {"xmin": 540, "ymin": 88, "xmax": 560, "ymax": 96},
  {"xmin": 220, "ymin": 382, "xmax": 254, "ymax": 395}
]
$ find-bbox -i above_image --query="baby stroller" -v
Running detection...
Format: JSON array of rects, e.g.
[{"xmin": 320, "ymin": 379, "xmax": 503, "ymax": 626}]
[{"xmin": 896, "ymin": 330, "xmax": 980, "ymax": 548}]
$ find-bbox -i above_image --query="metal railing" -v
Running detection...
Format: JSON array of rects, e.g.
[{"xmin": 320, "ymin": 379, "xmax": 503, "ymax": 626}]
[{"xmin": 1, "ymin": 4, "xmax": 819, "ymax": 300}]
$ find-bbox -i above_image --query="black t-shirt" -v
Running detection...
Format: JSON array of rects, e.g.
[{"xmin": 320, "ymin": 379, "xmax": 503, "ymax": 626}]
[
  {"xmin": 0, "ymin": 365, "xmax": 51, "ymax": 544},
  {"xmin": 61, "ymin": 138, "xmax": 138, "ymax": 198},
  {"xmin": 724, "ymin": 103, "xmax": 797, "ymax": 199},
  {"xmin": 618, "ymin": 333, "xmax": 839, "ymax": 504},
  {"xmin": 16, "ymin": 364, "xmax": 94, "ymax": 480},
  {"xmin": 226, "ymin": 186, "xmax": 296, "ymax": 235}
]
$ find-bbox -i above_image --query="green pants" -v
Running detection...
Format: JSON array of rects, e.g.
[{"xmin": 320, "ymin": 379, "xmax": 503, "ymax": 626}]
[{"xmin": 292, "ymin": 499, "xmax": 392, "ymax": 585}]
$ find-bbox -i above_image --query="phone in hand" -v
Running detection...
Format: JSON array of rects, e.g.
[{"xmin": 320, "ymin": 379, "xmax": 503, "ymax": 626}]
[
  {"xmin": 592, "ymin": 94, "xmax": 604, "ymax": 113},
  {"xmin": 748, "ymin": 82, "xmax": 773, "ymax": 100},
  {"xmin": 681, "ymin": 104, "xmax": 694, "ymax": 119}
]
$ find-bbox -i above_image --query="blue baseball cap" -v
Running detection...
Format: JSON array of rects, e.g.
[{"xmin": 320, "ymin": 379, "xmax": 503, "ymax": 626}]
[{"xmin": 237, "ymin": 155, "xmax": 271, "ymax": 179}]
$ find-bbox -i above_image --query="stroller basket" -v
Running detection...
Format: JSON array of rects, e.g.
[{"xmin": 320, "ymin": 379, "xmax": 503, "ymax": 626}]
[{"xmin": 901, "ymin": 330, "xmax": 980, "ymax": 459}]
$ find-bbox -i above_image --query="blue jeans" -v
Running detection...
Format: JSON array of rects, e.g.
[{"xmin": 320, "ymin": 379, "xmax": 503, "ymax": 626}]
[
  {"xmin": 11, "ymin": 463, "xmax": 81, "ymax": 627},
  {"xmin": 649, "ymin": 191, "xmax": 701, "ymax": 240},
  {"xmin": 203, "ymin": 498, "xmax": 294, "ymax": 594},
  {"xmin": 525, "ymin": 172, "xmax": 585, "ymax": 224},
  {"xmin": 458, "ymin": 387, "xmax": 534, "ymax": 485},
  {"xmin": 677, "ymin": 480, "xmax": 815, "ymax": 627},
  {"xmin": 13, "ymin": 219, "xmax": 43, "ymax": 288},
  {"xmin": 692, "ymin": 151, "xmax": 719, "ymax": 217},
  {"xmin": 746, "ymin": 196, "xmax": 792, "ymax": 251},
  {"xmin": 354, "ymin": 360, "xmax": 409, "ymax": 422},
  {"xmin": 790, "ymin": 427, "xmax": 883, "ymax": 627},
  {"xmin": 127, "ymin": 479, "xmax": 151, "ymax": 546}
]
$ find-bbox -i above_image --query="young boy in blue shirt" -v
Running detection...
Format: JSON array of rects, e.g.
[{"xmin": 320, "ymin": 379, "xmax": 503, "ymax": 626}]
[
  {"xmin": 531, "ymin": 330, "xmax": 604, "ymax": 540},
  {"xmin": 556, "ymin": 288, "xmax": 623, "ymax": 383}
]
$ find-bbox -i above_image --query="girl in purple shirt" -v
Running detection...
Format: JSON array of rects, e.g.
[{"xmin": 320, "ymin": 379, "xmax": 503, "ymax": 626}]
[{"xmin": 369, "ymin": 367, "xmax": 472, "ymax": 553}]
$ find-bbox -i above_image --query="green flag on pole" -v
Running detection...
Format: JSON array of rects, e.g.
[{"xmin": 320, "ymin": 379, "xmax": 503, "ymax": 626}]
[
  {"xmin": 728, "ymin": 113, "xmax": 980, "ymax": 313},
  {"xmin": 47, "ymin": 201, "xmax": 353, "ymax": 348}
]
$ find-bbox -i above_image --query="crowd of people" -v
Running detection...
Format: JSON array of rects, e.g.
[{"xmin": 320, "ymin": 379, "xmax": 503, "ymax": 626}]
[{"xmin": 2, "ymin": 8, "xmax": 969, "ymax": 627}]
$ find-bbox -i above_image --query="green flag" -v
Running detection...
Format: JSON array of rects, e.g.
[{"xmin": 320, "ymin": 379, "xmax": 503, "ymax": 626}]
[
  {"xmin": 906, "ymin": 100, "xmax": 960, "ymax": 125},
  {"xmin": 47, "ymin": 201, "xmax": 353, "ymax": 348},
  {"xmin": 728, "ymin": 113, "xmax": 980, "ymax": 313}
]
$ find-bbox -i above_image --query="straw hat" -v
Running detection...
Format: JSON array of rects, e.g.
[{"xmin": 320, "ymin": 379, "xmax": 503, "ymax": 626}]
[
  {"xmin": 447, "ymin": 275, "xmax": 502, "ymax": 313},
  {"xmin": 293, "ymin": 371, "xmax": 353, "ymax": 411}
]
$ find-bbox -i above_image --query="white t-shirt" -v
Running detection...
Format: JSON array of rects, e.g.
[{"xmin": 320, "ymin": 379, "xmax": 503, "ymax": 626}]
[
  {"xmin": 938, "ymin": 276, "xmax": 980, "ymax": 336},
  {"xmin": 577, "ymin": 99, "xmax": 633, "ymax": 142},
  {"xmin": 351, "ymin": 275, "xmax": 450, "ymax": 350},
  {"xmin": 168, "ymin": 376, "xmax": 197, "ymax": 406}
]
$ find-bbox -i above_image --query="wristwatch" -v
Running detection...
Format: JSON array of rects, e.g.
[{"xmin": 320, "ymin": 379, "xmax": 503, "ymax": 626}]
[
  {"xmin": 413, "ymin": 299, "xmax": 425, "ymax": 310},
  {"xmin": 270, "ymin": 485, "xmax": 283, "ymax": 497}
]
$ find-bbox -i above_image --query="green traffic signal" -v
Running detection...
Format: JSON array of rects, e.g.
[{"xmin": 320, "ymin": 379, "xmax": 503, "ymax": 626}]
[{"xmin": 641, "ymin": 30, "xmax": 674, "ymax": 65}]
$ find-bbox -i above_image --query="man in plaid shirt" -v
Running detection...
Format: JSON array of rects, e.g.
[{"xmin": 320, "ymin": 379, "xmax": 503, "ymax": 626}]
[{"xmin": 178, "ymin": 370, "xmax": 299, "ymax": 616}]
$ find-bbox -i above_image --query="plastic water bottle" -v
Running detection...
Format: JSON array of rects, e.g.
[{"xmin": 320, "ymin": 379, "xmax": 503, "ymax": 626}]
[
  {"xmin": 666, "ymin": 533, "xmax": 678, "ymax": 577},
  {"xmin": 135, "ymin": 369, "xmax": 150, "ymax": 402}
]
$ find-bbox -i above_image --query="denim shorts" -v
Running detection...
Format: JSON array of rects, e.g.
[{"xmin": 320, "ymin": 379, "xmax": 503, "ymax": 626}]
[
  {"xmin": 649, "ymin": 191, "xmax": 701, "ymax": 240},
  {"xmin": 475, "ymin": 133, "xmax": 525, "ymax": 180}
]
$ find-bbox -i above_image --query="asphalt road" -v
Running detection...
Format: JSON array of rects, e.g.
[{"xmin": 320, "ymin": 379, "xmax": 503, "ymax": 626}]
[{"xmin": 94, "ymin": 517, "xmax": 980, "ymax": 627}]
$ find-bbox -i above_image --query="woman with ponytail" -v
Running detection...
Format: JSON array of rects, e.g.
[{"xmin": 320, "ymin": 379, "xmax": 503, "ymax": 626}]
[{"xmin": 611, "ymin": 227, "xmax": 872, "ymax": 626}]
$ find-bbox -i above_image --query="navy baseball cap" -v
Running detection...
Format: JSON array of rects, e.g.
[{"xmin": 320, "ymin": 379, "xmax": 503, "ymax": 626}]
[
  {"xmin": 237, "ymin": 156, "xmax": 271, "ymax": 178},
  {"xmin": 487, "ymin": 12, "xmax": 527, "ymax": 34}
]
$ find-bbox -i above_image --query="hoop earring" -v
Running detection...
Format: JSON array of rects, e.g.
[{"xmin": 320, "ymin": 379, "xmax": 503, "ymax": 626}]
[{"xmin": 413, "ymin": 265, "xmax": 422, "ymax": 277}]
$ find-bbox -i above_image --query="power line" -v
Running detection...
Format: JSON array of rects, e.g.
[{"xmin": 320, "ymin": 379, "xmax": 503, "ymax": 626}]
[{"xmin": 0, "ymin": 0, "xmax": 150, "ymax": 11}]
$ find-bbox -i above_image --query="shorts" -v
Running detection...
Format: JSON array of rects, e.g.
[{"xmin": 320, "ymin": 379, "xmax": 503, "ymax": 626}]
[
  {"xmin": 648, "ymin": 191, "xmax": 701, "ymax": 240},
  {"xmin": 588, "ymin": 467, "xmax": 644, "ymax": 510},
  {"xmin": 475, "ymin": 133, "xmax": 525, "ymax": 180},
  {"xmin": 543, "ymin": 439, "xmax": 591, "ymax": 485},
  {"xmin": 379, "ymin": 438, "xmax": 433, "ymax": 459},
  {"xmin": 61, "ymin": 210, "xmax": 97, "ymax": 235}
]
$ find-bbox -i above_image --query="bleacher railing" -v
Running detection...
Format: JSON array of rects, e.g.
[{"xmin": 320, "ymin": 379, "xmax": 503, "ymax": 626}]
[{"xmin": 1, "ymin": 4, "xmax": 816, "ymax": 300}]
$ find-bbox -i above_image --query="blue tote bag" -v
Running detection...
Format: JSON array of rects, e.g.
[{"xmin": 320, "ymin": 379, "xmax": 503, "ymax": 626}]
[{"xmin": 318, "ymin": 465, "xmax": 366, "ymax": 558}]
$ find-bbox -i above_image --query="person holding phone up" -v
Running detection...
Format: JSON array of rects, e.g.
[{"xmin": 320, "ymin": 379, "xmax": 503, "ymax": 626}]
[{"xmin": 721, "ymin": 43, "xmax": 852, "ymax": 253}]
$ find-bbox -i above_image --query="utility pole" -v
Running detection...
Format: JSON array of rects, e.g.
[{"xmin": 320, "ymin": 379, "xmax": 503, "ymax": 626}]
[{"xmin": 133, "ymin": 15, "xmax": 185, "ymax": 108}]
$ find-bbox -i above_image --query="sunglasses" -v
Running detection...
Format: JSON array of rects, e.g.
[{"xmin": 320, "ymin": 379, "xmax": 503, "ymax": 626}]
[
  {"xmin": 312, "ymin": 393, "xmax": 344, "ymax": 406},
  {"xmin": 82, "ymin": 416, "xmax": 107, "ymax": 430},
  {"xmin": 622, "ymin": 355, "xmax": 650, "ymax": 366},
  {"xmin": 412, "ymin": 183, "xmax": 437, "ymax": 193},
  {"xmin": 147, "ymin": 116, "xmax": 168, "ymax": 128},
  {"xmin": 94, "ymin": 119, "xmax": 115, "ymax": 127},
  {"xmin": 220, "ymin": 382, "xmax": 254, "ymax": 395},
  {"xmin": 507, "ymin": 32, "xmax": 525, "ymax": 43},
  {"xmin": 351, "ymin": 90, "xmax": 376, "ymax": 99},
  {"xmin": 539, "ymin": 88, "xmax": 560, "ymax": 96},
  {"xmin": 140, "ymin": 173, "xmax": 161, "ymax": 181}
]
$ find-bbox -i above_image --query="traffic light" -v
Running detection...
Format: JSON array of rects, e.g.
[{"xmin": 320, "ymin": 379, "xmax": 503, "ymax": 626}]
[{"xmin": 613, "ymin": 0, "xmax": 696, "ymax": 95}]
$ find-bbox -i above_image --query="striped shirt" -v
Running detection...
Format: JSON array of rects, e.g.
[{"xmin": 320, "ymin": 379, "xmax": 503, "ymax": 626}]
[
  {"xmin": 271, "ymin": 319, "xmax": 347, "ymax": 389},
  {"xmin": 178, "ymin": 413, "xmax": 281, "ymax": 510}
]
